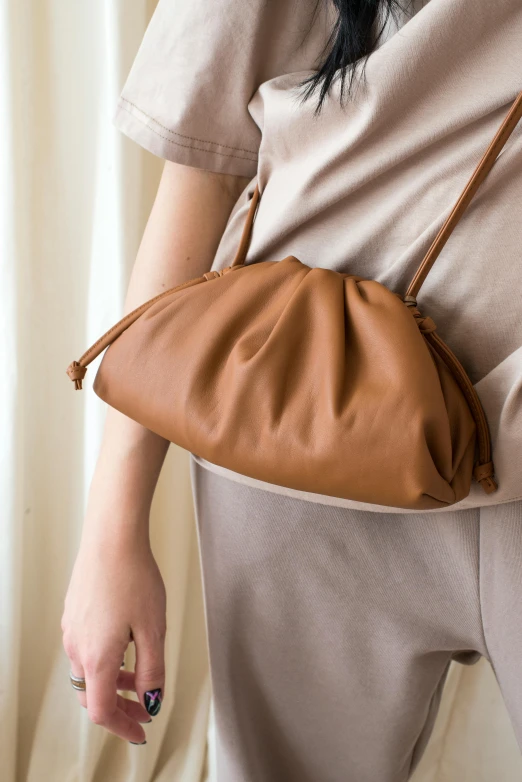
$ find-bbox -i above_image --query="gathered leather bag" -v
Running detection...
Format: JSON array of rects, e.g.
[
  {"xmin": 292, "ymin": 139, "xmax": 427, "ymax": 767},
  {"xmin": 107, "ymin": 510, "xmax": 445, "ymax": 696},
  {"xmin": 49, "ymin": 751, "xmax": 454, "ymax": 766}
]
[{"xmin": 67, "ymin": 92, "xmax": 522, "ymax": 510}]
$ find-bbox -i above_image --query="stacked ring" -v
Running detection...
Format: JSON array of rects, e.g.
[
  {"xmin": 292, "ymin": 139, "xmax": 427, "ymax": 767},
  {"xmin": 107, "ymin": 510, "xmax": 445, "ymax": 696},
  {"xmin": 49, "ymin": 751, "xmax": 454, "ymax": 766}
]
[
  {"xmin": 70, "ymin": 672, "xmax": 86, "ymax": 691},
  {"xmin": 70, "ymin": 661, "xmax": 125, "ymax": 690}
]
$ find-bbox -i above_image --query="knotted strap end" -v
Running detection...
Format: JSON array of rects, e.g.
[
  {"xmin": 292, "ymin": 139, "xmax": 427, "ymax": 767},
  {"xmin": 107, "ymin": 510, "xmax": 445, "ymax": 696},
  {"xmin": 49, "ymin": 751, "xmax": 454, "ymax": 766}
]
[
  {"xmin": 66, "ymin": 361, "xmax": 87, "ymax": 390},
  {"xmin": 473, "ymin": 461, "xmax": 498, "ymax": 494},
  {"xmin": 416, "ymin": 315, "xmax": 437, "ymax": 334},
  {"xmin": 406, "ymin": 302, "xmax": 438, "ymax": 334}
]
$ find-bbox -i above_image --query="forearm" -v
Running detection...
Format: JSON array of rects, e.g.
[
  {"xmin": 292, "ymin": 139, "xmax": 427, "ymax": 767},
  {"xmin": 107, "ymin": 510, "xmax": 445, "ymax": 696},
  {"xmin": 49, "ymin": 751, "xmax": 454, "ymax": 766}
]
[{"xmin": 82, "ymin": 161, "xmax": 250, "ymax": 545}]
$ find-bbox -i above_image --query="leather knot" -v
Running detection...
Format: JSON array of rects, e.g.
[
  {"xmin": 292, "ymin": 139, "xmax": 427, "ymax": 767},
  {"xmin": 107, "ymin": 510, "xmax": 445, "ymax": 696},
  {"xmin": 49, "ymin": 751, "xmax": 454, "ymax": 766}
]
[
  {"xmin": 66, "ymin": 361, "xmax": 87, "ymax": 390},
  {"xmin": 403, "ymin": 301, "xmax": 437, "ymax": 334},
  {"xmin": 473, "ymin": 461, "xmax": 498, "ymax": 494},
  {"xmin": 414, "ymin": 314, "xmax": 437, "ymax": 334}
]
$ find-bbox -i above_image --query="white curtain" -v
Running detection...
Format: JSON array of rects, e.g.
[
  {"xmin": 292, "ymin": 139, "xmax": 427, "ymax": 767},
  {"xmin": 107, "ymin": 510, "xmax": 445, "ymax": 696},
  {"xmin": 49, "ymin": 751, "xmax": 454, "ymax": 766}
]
[{"xmin": 0, "ymin": 1, "xmax": 521, "ymax": 780}]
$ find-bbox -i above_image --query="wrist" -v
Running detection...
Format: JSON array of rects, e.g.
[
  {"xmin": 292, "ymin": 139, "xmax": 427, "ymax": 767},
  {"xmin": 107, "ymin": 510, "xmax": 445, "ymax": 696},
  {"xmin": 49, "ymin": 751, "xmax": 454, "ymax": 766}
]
[
  {"xmin": 82, "ymin": 455, "xmax": 154, "ymax": 549},
  {"xmin": 81, "ymin": 499, "xmax": 151, "ymax": 552}
]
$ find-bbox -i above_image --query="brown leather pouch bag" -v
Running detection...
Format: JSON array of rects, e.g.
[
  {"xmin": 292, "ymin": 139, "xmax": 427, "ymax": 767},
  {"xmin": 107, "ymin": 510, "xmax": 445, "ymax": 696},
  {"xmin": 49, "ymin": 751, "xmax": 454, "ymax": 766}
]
[{"xmin": 67, "ymin": 92, "xmax": 522, "ymax": 510}]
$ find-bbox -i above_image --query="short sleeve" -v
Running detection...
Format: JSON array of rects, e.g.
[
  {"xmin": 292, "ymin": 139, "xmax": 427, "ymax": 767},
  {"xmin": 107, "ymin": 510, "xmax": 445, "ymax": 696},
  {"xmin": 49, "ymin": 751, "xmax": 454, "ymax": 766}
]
[{"xmin": 112, "ymin": 0, "xmax": 332, "ymax": 177}]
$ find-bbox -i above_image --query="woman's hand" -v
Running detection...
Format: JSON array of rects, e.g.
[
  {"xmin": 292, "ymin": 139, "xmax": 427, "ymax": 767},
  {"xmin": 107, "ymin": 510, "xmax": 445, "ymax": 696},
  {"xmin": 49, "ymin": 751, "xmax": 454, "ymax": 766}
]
[{"xmin": 61, "ymin": 521, "xmax": 167, "ymax": 744}]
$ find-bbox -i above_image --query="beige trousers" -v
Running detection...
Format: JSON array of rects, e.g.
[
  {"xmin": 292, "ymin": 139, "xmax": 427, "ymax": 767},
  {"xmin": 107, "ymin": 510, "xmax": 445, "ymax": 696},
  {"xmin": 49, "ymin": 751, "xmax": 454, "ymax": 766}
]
[{"xmin": 190, "ymin": 457, "xmax": 522, "ymax": 782}]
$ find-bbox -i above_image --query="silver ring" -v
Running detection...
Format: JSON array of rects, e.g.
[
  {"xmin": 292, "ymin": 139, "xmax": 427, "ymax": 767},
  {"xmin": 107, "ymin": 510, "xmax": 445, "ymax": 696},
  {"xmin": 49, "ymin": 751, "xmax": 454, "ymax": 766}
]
[{"xmin": 70, "ymin": 671, "xmax": 86, "ymax": 691}]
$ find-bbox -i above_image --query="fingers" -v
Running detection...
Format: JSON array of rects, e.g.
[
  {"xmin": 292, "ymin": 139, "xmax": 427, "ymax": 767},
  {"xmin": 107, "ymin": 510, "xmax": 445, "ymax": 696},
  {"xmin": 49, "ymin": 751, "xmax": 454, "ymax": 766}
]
[
  {"xmin": 84, "ymin": 657, "xmax": 147, "ymax": 744},
  {"xmin": 133, "ymin": 629, "xmax": 165, "ymax": 718},
  {"xmin": 71, "ymin": 665, "xmax": 150, "ymax": 725},
  {"xmin": 116, "ymin": 669, "xmax": 138, "ymax": 692},
  {"xmin": 117, "ymin": 694, "xmax": 151, "ymax": 724},
  {"xmin": 64, "ymin": 633, "xmax": 162, "ymax": 742},
  {"xmin": 115, "ymin": 669, "xmax": 154, "ymax": 723}
]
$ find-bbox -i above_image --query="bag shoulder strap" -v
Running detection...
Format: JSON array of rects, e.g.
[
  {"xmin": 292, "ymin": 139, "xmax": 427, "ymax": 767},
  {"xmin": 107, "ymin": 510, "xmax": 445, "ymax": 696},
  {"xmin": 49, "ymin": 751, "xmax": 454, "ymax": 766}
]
[
  {"xmin": 406, "ymin": 91, "xmax": 522, "ymax": 299},
  {"xmin": 232, "ymin": 91, "xmax": 522, "ymax": 297},
  {"xmin": 231, "ymin": 185, "xmax": 261, "ymax": 267}
]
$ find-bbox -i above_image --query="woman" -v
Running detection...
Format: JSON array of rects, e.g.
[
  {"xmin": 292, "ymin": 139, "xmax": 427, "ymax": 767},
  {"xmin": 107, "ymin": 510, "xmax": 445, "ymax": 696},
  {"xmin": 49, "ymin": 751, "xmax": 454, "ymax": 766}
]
[{"xmin": 61, "ymin": 0, "xmax": 522, "ymax": 777}]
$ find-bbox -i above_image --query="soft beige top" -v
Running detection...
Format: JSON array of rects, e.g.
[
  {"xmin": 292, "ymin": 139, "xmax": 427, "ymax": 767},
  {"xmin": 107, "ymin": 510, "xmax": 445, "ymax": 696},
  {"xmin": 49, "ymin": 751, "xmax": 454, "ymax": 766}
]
[{"xmin": 114, "ymin": 0, "xmax": 522, "ymax": 514}]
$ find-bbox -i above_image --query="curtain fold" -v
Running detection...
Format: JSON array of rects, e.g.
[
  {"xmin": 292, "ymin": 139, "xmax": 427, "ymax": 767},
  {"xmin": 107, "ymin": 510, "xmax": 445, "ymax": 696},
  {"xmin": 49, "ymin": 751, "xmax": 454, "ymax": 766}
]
[{"xmin": 1, "ymin": 1, "xmax": 521, "ymax": 779}]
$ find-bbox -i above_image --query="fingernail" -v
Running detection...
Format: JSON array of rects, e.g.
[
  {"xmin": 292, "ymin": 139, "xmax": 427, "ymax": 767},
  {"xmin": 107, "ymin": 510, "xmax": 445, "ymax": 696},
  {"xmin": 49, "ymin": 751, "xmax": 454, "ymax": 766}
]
[
  {"xmin": 129, "ymin": 740, "xmax": 147, "ymax": 745},
  {"xmin": 144, "ymin": 688, "xmax": 162, "ymax": 716}
]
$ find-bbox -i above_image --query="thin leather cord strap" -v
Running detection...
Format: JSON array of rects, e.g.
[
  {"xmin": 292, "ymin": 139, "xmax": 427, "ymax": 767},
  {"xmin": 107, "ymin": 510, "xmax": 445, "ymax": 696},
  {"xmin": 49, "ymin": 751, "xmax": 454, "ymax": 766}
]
[
  {"xmin": 405, "ymin": 90, "xmax": 522, "ymax": 299},
  {"xmin": 232, "ymin": 92, "xmax": 522, "ymax": 290},
  {"xmin": 66, "ymin": 264, "xmax": 245, "ymax": 388},
  {"xmin": 66, "ymin": 274, "xmax": 209, "ymax": 387},
  {"xmin": 231, "ymin": 182, "xmax": 260, "ymax": 267}
]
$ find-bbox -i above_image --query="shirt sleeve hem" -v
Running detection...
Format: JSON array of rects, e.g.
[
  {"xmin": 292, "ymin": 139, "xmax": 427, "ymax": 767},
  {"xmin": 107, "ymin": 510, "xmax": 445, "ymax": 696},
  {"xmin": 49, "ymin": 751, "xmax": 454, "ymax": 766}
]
[{"xmin": 113, "ymin": 98, "xmax": 259, "ymax": 178}]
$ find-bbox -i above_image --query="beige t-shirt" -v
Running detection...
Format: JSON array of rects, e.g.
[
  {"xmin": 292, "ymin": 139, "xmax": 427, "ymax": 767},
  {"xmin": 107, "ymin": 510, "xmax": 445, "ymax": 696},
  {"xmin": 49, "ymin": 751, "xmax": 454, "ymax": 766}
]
[{"xmin": 113, "ymin": 0, "xmax": 522, "ymax": 514}]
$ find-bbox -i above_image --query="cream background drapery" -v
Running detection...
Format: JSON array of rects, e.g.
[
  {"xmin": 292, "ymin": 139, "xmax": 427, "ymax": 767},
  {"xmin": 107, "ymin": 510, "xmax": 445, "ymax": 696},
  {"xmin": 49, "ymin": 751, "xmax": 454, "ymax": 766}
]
[{"xmin": 1, "ymin": 0, "xmax": 521, "ymax": 779}]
